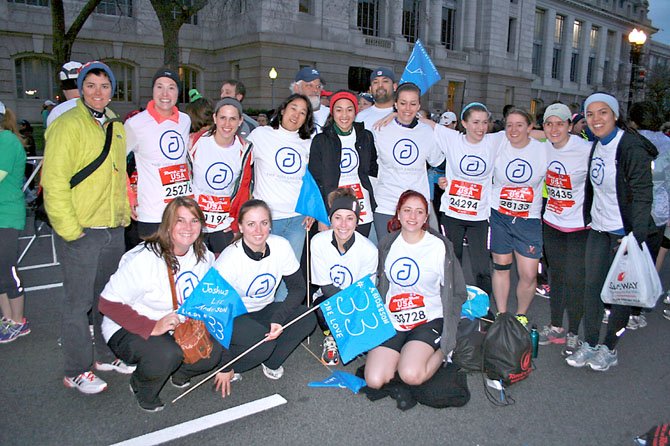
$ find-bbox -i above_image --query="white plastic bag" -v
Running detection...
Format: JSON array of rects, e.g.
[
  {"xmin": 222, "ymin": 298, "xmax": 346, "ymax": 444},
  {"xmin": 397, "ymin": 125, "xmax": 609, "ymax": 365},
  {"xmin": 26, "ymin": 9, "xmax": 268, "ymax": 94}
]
[{"xmin": 600, "ymin": 233, "xmax": 663, "ymax": 308}]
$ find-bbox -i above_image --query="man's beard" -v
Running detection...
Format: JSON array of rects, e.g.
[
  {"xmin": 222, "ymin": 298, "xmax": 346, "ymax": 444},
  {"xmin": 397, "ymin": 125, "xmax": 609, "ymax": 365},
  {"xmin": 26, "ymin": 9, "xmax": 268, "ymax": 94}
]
[
  {"xmin": 373, "ymin": 89, "xmax": 392, "ymax": 104},
  {"xmin": 308, "ymin": 95, "xmax": 321, "ymax": 110}
]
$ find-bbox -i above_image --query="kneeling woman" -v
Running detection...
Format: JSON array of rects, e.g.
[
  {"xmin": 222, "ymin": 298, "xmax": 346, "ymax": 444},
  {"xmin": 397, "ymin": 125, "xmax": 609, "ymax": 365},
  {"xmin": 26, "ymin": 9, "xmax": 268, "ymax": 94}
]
[
  {"xmin": 365, "ymin": 190, "xmax": 467, "ymax": 389},
  {"xmin": 213, "ymin": 199, "xmax": 316, "ymax": 380},
  {"xmin": 99, "ymin": 197, "xmax": 233, "ymax": 412}
]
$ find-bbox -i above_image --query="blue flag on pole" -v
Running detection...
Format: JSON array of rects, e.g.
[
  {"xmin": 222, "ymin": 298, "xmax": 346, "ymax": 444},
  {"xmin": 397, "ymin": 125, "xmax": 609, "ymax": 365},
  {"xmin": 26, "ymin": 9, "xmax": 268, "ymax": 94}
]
[
  {"xmin": 320, "ymin": 276, "xmax": 396, "ymax": 364},
  {"xmin": 308, "ymin": 371, "xmax": 367, "ymax": 394},
  {"xmin": 398, "ymin": 39, "xmax": 441, "ymax": 95},
  {"xmin": 176, "ymin": 267, "xmax": 247, "ymax": 348},
  {"xmin": 295, "ymin": 169, "xmax": 330, "ymax": 227}
]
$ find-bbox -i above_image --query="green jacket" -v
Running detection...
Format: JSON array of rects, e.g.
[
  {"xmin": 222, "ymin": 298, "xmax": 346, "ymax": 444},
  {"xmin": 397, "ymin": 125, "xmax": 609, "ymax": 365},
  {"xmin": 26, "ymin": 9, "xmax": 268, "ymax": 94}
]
[
  {"xmin": 42, "ymin": 99, "xmax": 130, "ymax": 241},
  {"xmin": 0, "ymin": 130, "xmax": 27, "ymax": 230}
]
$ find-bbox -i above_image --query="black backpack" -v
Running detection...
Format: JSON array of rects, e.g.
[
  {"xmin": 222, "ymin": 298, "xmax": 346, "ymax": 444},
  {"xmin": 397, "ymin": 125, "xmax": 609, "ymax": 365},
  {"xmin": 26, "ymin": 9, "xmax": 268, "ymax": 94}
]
[{"xmin": 482, "ymin": 312, "xmax": 532, "ymax": 387}]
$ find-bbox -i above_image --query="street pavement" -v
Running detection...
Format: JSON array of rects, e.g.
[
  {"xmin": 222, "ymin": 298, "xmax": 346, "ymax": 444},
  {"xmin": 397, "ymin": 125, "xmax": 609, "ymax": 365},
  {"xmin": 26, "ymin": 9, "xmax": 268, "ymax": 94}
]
[{"xmin": 1, "ymin": 216, "xmax": 669, "ymax": 446}]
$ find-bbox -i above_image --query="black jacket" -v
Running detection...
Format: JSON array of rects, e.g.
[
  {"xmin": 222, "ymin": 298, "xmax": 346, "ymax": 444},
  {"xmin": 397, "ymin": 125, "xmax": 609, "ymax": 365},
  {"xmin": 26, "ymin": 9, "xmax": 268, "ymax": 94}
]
[
  {"xmin": 308, "ymin": 122, "xmax": 378, "ymax": 212},
  {"xmin": 583, "ymin": 130, "xmax": 658, "ymax": 243}
]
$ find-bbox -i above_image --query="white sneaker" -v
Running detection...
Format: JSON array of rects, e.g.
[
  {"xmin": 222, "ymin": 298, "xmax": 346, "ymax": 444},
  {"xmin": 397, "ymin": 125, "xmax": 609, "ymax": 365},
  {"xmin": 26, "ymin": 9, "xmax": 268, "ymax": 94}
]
[
  {"xmin": 663, "ymin": 294, "xmax": 670, "ymax": 305},
  {"xmin": 261, "ymin": 363, "xmax": 284, "ymax": 380},
  {"xmin": 626, "ymin": 314, "xmax": 647, "ymax": 330},
  {"xmin": 63, "ymin": 371, "xmax": 108, "ymax": 394},
  {"xmin": 95, "ymin": 359, "xmax": 136, "ymax": 374},
  {"xmin": 566, "ymin": 342, "xmax": 597, "ymax": 368}
]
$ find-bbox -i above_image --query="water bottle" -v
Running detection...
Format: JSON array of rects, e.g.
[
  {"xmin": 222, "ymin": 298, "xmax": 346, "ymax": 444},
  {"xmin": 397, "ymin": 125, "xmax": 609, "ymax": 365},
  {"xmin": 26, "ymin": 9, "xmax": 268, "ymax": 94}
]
[{"xmin": 530, "ymin": 325, "xmax": 539, "ymax": 358}]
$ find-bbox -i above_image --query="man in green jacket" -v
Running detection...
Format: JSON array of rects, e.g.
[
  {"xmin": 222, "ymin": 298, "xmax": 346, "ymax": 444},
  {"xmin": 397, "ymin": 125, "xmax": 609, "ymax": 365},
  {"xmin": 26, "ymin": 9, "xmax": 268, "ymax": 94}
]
[{"xmin": 42, "ymin": 61, "xmax": 133, "ymax": 395}]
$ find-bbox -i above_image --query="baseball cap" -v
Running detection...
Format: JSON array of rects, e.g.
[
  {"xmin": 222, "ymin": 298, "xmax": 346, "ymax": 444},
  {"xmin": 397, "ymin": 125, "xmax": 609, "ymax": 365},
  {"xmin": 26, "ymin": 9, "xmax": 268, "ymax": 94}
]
[
  {"xmin": 295, "ymin": 67, "xmax": 321, "ymax": 82},
  {"xmin": 44, "ymin": 100, "xmax": 56, "ymax": 106},
  {"xmin": 439, "ymin": 111, "xmax": 457, "ymax": 126},
  {"xmin": 370, "ymin": 67, "xmax": 395, "ymax": 83},
  {"xmin": 59, "ymin": 61, "xmax": 83, "ymax": 81},
  {"xmin": 543, "ymin": 103, "xmax": 572, "ymax": 122}
]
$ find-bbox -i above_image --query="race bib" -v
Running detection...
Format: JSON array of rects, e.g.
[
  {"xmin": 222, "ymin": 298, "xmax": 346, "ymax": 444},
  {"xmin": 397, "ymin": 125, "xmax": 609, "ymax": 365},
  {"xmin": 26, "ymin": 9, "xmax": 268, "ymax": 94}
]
[
  {"xmin": 340, "ymin": 183, "xmax": 373, "ymax": 225},
  {"xmin": 448, "ymin": 179, "xmax": 483, "ymax": 216},
  {"xmin": 499, "ymin": 186, "xmax": 534, "ymax": 218},
  {"xmin": 159, "ymin": 163, "xmax": 192, "ymax": 203},
  {"xmin": 197, "ymin": 194, "xmax": 231, "ymax": 230},
  {"xmin": 545, "ymin": 170, "xmax": 575, "ymax": 215},
  {"xmin": 387, "ymin": 292, "xmax": 428, "ymax": 331}
]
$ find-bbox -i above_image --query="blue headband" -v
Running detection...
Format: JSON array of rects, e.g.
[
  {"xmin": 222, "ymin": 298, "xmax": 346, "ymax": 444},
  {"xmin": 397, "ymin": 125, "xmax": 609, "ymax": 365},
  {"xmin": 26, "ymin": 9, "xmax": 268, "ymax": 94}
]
[
  {"xmin": 584, "ymin": 93, "xmax": 619, "ymax": 119},
  {"xmin": 460, "ymin": 102, "xmax": 489, "ymax": 121}
]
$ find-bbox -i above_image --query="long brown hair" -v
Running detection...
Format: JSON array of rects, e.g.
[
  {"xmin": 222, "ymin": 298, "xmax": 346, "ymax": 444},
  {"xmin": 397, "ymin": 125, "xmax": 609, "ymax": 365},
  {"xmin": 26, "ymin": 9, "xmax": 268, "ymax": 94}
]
[
  {"xmin": 0, "ymin": 108, "xmax": 26, "ymax": 147},
  {"xmin": 144, "ymin": 197, "xmax": 207, "ymax": 272},
  {"xmin": 387, "ymin": 190, "xmax": 429, "ymax": 232}
]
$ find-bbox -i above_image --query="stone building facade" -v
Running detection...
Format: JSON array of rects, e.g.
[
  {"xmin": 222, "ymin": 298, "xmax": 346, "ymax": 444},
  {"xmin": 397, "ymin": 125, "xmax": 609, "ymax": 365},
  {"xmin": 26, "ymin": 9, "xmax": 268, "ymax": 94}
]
[{"xmin": 0, "ymin": 0, "xmax": 663, "ymax": 122}]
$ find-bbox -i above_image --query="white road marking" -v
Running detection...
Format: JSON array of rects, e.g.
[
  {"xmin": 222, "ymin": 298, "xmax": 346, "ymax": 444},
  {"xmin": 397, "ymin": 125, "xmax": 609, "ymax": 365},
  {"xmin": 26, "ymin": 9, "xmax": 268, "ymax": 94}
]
[{"xmin": 109, "ymin": 394, "xmax": 287, "ymax": 446}]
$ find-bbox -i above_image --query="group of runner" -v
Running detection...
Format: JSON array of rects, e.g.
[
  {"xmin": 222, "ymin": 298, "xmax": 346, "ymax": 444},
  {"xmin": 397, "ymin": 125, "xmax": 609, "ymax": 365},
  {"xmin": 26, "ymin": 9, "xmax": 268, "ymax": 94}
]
[{"xmin": 1, "ymin": 59, "xmax": 668, "ymax": 411}]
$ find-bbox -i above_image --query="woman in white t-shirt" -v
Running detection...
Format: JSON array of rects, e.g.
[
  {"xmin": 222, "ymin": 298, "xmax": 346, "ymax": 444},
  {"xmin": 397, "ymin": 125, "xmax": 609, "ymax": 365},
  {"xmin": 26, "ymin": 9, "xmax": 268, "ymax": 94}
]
[
  {"xmin": 190, "ymin": 98, "xmax": 250, "ymax": 254},
  {"xmin": 99, "ymin": 197, "xmax": 232, "ymax": 412},
  {"xmin": 537, "ymin": 103, "xmax": 591, "ymax": 355},
  {"xmin": 433, "ymin": 102, "xmax": 506, "ymax": 298},
  {"xmin": 366, "ymin": 190, "xmax": 467, "ymax": 390},
  {"xmin": 213, "ymin": 199, "xmax": 316, "ymax": 380},
  {"xmin": 372, "ymin": 83, "xmax": 444, "ymax": 239},
  {"xmin": 489, "ymin": 108, "xmax": 549, "ymax": 327},
  {"xmin": 310, "ymin": 188, "xmax": 378, "ymax": 366}
]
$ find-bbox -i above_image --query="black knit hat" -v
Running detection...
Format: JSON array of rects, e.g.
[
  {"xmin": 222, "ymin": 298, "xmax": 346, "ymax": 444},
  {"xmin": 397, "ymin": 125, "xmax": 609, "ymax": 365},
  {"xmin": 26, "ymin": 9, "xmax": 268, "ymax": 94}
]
[
  {"xmin": 329, "ymin": 196, "xmax": 360, "ymax": 219},
  {"xmin": 152, "ymin": 68, "xmax": 181, "ymax": 94}
]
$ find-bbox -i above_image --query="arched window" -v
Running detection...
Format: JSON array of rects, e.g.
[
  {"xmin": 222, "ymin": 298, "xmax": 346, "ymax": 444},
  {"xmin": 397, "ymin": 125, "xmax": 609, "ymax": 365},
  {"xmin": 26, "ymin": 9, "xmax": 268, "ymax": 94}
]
[
  {"xmin": 179, "ymin": 66, "xmax": 200, "ymax": 104},
  {"xmin": 104, "ymin": 60, "xmax": 136, "ymax": 102},
  {"xmin": 14, "ymin": 56, "xmax": 57, "ymax": 100}
]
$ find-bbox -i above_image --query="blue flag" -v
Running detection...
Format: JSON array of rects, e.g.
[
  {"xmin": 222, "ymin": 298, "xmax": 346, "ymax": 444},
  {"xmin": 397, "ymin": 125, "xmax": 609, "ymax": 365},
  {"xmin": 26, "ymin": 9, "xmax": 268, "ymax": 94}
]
[
  {"xmin": 295, "ymin": 169, "xmax": 330, "ymax": 226},
  {"xmin": 308, "ymin": 371, "xmax": 367, "ymax": 394},
  {"xmin": 399, "ymin": 39, "xmax": 441, "ymax": 95},
  {"xmin": 461, "ymin": 285, "xmax": 490, "ymax": 320},
  {"xmin": 320, "ymin": 276, "xmax": 396, "ymax": 364},
  {"xmin": 176, "ymin": 267, "xmax": 247, "ymax": 348}
]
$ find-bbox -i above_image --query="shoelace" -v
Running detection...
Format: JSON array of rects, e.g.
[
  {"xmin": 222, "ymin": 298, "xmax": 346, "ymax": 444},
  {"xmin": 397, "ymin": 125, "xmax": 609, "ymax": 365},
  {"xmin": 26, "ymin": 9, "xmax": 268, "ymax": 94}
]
[{"xmin": 75, "ymin": 372, "xmax": 97, "ymax": 384}]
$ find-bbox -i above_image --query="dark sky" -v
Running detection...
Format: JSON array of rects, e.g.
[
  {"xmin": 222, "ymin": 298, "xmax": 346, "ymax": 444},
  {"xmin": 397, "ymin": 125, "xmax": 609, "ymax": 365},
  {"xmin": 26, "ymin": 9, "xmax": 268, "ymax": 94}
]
[{"xmin": 648, "ymin": 0, "xmax": 670, "ymax": 45}]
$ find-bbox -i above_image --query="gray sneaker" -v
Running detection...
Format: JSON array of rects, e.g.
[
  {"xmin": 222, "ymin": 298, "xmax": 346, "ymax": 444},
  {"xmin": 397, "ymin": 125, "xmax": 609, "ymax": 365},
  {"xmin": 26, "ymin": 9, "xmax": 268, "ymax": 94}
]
[
  {"xmin": 565, "ymin": 342, "xmax": 596, "ymax": 368},
  {"xmin": 562, "ymin": 333, "xmax": 581, "ymax": 357},
  {"xmin": 538, "ymin": 325, "xmax": 566, "ymax": 345},
  {"xmin": 587, "ymin": 344, "xmax": 618, "ymax": 371}
]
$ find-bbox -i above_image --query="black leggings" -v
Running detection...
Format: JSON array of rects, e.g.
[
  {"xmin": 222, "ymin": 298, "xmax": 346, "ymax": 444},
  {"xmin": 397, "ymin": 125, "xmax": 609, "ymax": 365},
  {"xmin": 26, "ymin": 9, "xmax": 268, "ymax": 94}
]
[
  {"xmin": 583, "ymin": 230, "xmax": 635, "ymax": 350},
  {"xmin": 230, "ymin": 302, "xmax": 316, "ymax": 370},
  {"xmin": 440, "ymin": 214, "xmax": 492, "ymax": 296},
  {"xmin": 542, "ymin": 224, "xmax": 588, "ymax": 334}
]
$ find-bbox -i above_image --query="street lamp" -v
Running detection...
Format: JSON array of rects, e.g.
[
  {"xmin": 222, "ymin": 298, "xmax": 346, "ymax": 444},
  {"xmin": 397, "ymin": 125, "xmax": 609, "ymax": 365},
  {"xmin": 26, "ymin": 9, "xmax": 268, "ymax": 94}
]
[
  {"xmin": 627, "ymin": 28, "xmax": 647, "ymax": 113},
  {"xmin": 269, "ymin": 67, "xmax": 278, "ymax": 110}
]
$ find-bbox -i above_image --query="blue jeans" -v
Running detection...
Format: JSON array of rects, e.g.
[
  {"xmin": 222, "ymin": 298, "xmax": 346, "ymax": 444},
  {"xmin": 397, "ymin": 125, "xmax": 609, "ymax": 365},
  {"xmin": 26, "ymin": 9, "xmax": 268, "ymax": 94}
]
[
  {"xmin": 55, "ymin": 227, "xmax": 125, "ymax": 376},
  {"xmin": 272, "ymin": 215, "xmax": 306, "ymax": 301}
]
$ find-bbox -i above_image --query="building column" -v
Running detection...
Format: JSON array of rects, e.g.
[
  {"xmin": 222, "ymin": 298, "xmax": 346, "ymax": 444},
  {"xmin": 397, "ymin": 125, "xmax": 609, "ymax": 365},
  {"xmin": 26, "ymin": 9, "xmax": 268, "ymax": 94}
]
[
  {"xmin": 578, "ymin": 20, "xmax": 592, "ymax": 86},
  {"xmin": 390, "ymin": 0, "xmax": 403, "ymax": 38},
  {"xmin": 542, "ymin": 8, "xmax": 556, "ymax": 83},
  {"xmin": 561, "ymin": 14, "xmax": 574, "ymax": 84},
  {"xmin": 463, "ymin": 0, "xmax": 477, "ymax": 50},
  {"xmin": 611, "ymin": 30, "xmax": 623, "ymax": 87},
  {"xmin": 595, "ymin": 25, "xmax": 608, "ymax": 86},
  {"xmin": 349, "ymin": 0, "xmax": 358, "ymax": 29},
  {"xmin": 429, "ymin": 0, "xmax": 442, "ymax": 46}
]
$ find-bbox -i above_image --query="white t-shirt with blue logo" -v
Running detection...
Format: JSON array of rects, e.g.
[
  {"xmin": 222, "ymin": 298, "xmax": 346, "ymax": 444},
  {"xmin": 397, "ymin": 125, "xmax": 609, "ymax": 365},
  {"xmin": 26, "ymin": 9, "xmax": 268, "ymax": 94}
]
[
  {"xmin": 310, "ymin": 230, "xmax": 378, "ymax": 290},
  {"xmin": 384, "ymin": 232, "xmax": 445, "ymax": 331},
  {"xmin": 337, "ymin": 130, "xmax": 374, "ymax": 224},
  {"xmin": 189, "ymin": 134, "xmax": 244, "ymax": 233},
  {"xmin": 373, "ymin": 120, "xmax": 445, "ymax": 215},
  {"xmin": 435, "ymin": 126, "xmax": 505, "ymax": 221},
  {"xmin": 125, "ymin": 110, "xmax": 192, "ymax": 223},
  {"xmin": 490, "ymin": 138, "xmax": 549, "ymax": 219},
  {"xmin": 590, "ymin": 130, "xmax": 624, "ymax": 232},
  {"xmin": 247, "ymin": 125, "xmax": 312, "ymax": 219},
  {"xmin": 213, "ymin": 234, "xmax": 299, "ymax": 313}
]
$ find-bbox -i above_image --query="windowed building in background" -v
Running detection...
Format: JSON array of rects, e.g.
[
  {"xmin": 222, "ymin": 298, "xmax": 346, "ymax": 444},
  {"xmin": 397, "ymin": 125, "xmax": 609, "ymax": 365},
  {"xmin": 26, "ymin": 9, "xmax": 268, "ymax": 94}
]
[{"xmin": 1, "ymin": 0, "xmax": 667, "ymax": 122}]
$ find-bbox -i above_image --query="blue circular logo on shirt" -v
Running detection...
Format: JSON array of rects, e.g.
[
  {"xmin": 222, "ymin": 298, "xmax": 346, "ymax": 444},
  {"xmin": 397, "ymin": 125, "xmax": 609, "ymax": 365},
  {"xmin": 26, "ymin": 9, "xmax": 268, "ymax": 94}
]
[
  {"xmin": 390, "ymin": 257, "xmax": 420, "ymax": 287},
  {"xmin": 547, "ymin": 161, "xmax": 567, "ymax": 175},
  {"xmin": 505, "ymin": 158, "xmax": 533, "ymax": 184},
  {"xmin": 246, "ymin": 273, "xmax": 277, "ymax": 299},
  {"xmin": 160, "ymin": 130, "xmax": 186, "ymax": 160},
  {"xmin": 329, "ymin": 265, "xmax": 353, "ymax": 289},
  {"xmin": 205, "ymin": 162, "xmax": 234, "ymax": 190},
  {"xmin": 392, "ymin": 139, "xmax": 419, "ymax": 166},
  {"xmin": 275, "ymin": 147, "xmax": 302, "ymax": 175},
  {"xmin": 591, "ymin": 157, "xmax": 605, "ymax": 186},
  {"xmin": 459, "ymin": 155, "xmax": 487, "ymax": 177},
  {"xmin": 340, "ymin": 147, "xmax": 359, "ymax": 174},
  {"xmin": 176, "ymin": 271, "xmax": 199, "ymax": 304}
]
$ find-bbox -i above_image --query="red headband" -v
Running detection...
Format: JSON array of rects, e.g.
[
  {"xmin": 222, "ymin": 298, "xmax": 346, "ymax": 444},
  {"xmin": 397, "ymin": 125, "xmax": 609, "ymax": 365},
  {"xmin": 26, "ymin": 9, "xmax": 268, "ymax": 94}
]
[{"xmin": 330, "ymin": 91, "xmax": 359, "ymax": 115}]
